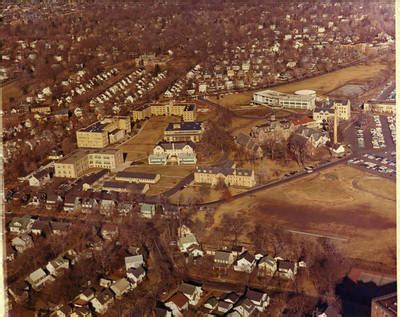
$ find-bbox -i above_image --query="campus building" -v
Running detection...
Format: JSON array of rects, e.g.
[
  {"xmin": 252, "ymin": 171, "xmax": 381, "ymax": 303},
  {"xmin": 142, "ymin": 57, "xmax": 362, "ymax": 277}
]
[
  {"xmin": 363, "ymin": 100, "xmax": 396, "ymax": 114},
  {"xmin": 115, "ymin": 171, "xmax": 160, "ymax": 184},
  {"xmin": 194, "ymin": 161, "xmax": 256, "ymax": 188},
  {"xmin": 54, "ymin": 149, "xmax": 124, "ymax": 178},
  {"xmin": 313, "ymin": 100, "xmax": 351, "ymax": 122},
  {"xmin": 76, "ymin": 116, "xmax": 131, "ymax": 148},
  {"xmin": 252, "ymin": 89, "xmax": 316, "ymax": 110},
  {"xmin": 132, "ymin": 102, "xmax": 196, "ymax": 122},
  {"xmin": 164, "ymin": 122, "xmax": 204, "ymax": 143},
  {"xmin": 148, "ymin": 142, "xmax": 197, "ymax": 165}
]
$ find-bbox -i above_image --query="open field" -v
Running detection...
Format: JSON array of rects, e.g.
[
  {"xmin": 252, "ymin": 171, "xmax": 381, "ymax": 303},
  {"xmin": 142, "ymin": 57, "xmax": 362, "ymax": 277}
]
[
  {"xmin": 169, "ymin": 183, "xmax": 245, "ymax": 205},
  {"xmin": 274, "ymin": 61, "xmax": 387, "ymax": 95},
  {"xmin": 208, "ymin": 59, "xmax": 388, "ymax": 110},
  {"xmin": 201, "ymin": 164, "xmax": 395, "ymax": 268},
  {"xmin": 123, "ymin": 165, "xmax": 194, "ymax": 196},
  {"xmin": 118, "ymin": 116, "xmax": 174, "ymax": 161}
]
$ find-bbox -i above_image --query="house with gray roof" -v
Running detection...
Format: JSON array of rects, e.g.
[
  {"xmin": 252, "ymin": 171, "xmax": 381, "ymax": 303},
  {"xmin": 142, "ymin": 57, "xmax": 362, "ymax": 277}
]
[{"xmin": 179, "ymin": 282, "xmax": 203, "ymax": 306}]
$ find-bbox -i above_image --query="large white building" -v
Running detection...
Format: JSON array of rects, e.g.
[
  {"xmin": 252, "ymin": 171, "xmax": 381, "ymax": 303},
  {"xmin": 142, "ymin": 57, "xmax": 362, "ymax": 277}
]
[
  {"xmin": 253, "ymin": 89, "xmax": 316, "ymax": 110},
  {"xmin": 148, "ymin": 142, "xmax": 197, "ymax": 165}
]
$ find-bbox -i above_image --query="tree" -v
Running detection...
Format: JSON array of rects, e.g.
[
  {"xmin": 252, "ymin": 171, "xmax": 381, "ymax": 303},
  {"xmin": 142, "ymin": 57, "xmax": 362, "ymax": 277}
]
[{"xmin": 220, "ymin": 214, "xmax": 247, "ymax": 245}]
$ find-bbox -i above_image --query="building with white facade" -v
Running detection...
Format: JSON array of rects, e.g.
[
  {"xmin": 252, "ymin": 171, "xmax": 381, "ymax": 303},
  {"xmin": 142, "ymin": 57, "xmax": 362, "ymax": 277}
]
[
  {"xmin": 148, "ymin": 142, "xmax": 196, "ymax": 165},
  {"xmin": 252, "ymin": 89, "xmax": 316, "ymax": 110}
]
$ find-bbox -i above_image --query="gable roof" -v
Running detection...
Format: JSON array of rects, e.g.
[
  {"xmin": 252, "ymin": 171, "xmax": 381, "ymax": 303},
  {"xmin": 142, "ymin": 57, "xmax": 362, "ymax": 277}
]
[{"xmin": 167, "ymin": 292, "xmax": 189, "ymax": 308}]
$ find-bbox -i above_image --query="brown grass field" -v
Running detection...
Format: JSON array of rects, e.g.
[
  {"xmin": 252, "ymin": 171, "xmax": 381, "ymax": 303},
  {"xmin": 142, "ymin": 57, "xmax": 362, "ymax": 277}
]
[
  {"xmin": 209, "ymin": 59, "xmax": 388, "ymax": 110},
  {"xmin": 118, "ymin": 116, "xmax": 174, "ymax": 161},
  {"xmin": 200, "ymin": 165, "xmax": 395, "ymax": 268}
]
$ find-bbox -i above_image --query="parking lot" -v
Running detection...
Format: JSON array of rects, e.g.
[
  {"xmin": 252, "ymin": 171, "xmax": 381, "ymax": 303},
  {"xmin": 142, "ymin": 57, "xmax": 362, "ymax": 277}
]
[
  {"xmin": 346, "ymin": 114, "xmax": 395, "ymax": 153},
  {"xmin": 347, "ymin": 152, "xmax": 396, "ymax": 180}
]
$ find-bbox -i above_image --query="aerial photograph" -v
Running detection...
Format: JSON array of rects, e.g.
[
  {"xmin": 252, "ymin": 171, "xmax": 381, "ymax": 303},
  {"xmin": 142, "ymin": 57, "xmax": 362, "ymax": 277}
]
[{"xmin": 0, "ymin": 1, "xmax": 396, "ymax": 316}]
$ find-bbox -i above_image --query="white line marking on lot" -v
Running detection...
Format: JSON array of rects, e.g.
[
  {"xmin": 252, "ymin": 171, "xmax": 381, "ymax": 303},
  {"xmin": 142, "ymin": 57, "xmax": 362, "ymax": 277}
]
[{"xmin": 287, "ymin": 229, "xmax": 349, "ymax": 242}]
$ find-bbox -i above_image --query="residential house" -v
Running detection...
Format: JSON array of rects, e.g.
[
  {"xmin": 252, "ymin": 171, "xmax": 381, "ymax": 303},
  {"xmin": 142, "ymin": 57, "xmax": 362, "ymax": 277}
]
[
  {"xmin": 46, "ymin": 193, "xmax": 62, "ymax": 210},
  {"xmin": 26, "ymin": 268, "xmax": 54, "ymax": 290},
  {"xmin": 165, "ymin": 293, "xmax": 189, "ymax": 317},
  {"xmin": 46, "ymin": 256, "xmax": 69, "ymax": 276},
  {"xmin": 222, "ymin": 292, "xmax": 240, "ymax": 304},
  {"xmin": 28, "ymin": 169, "xmax": 51, "ymax": 187},
  {"xmin": 140, "ymin": 203, "xmax": 156, "ymax": 218},
  {"xmin": 63, "ymin": 196, "xmax": 81, "ymax": 212},
  {"xmin": 214, "ymin": 250, "xmax": 235, "ymax": 266},
  {"xmin": 117, "ymin": 202, "xmax": 134, "ymax": 215},
  {"xmin": 9, "ymin": 216, "xmax": 35, "ymax": 234},
  {"xmin": 233, "ymin": 252, "xmax": 256, "ymax": 273},
  {"xmin": 81, "ymin": 197, "xmax": 99, "ymax": 213},
  {"xmin": 8, "ymin": 280, "xmax": 29, "ymax": 303},
  {"xmin": 245, "ymin": 289, "xmax": 270, "ymax": 312},
  {"xmin": 258, "ymin": 255, "xmax": 277, "ymax": 276},
  {"xmin": 11, "ymin": 234, "xmax": 33, "ymax": 253},
  {"xmin": 203, "ymin": 297, "xmax": 218, "ymax": 310},
  {"xmin": 90, "ymin": 289, "xmax": 115, "ymax": 315},
  {"xmin": 50, "ymin": 221, "xmax": 71, "ymax": 235},
  {"xmin": 99, "ymin": 199, "xmax": 116, "ymax": 215},
  {"xmin": 110, "ymin": 278, "xmax": 131, "ymax": 299},
  {"xmin": 70, "ymin": 307, "xmax": 92, "ymax": 317},
  {"xmin": 50, "ymin": 305, "xmax": 73, "ymax": 317},
  {"xmin": 100, "ymin": 224, "xmax": 119, "ymax": 241},
  {"xmin": 216, "ymin": 300, "xmax": 234, "ymax": 314},
  {"xmin": 126, "ymin": 266, "xmax": 146, "ymax": 285},
  {"xmin": 31, "ymin": 220, "xmax": 49, "ymax": 236},
  {"xmin": 277, "ymin": 260, "xmax": 298, "ymax": 280},
  {"xmin": 125, "ymin": 255, "xmax": 145, "ymax": 270},
  {"xmin": 233, "ymin": 298, "xmax": 257, "ymax": 317},
  {"xmin": 73, "ymin": 288, "xmax": 95, "ymax": 307},
  {"xmin": 179, "ymin": 282, "xmax": 203, "ymax": 306}
]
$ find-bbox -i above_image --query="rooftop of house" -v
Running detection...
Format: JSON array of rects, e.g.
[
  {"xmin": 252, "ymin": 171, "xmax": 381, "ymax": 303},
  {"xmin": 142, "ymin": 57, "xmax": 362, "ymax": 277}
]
[
  {"xmin": 245, "ymin": 289, "xmax": 266, "ymax": 303},
  {"xmin": 167, "ymin": 292, "xmax": 189, "ymax": 308}
]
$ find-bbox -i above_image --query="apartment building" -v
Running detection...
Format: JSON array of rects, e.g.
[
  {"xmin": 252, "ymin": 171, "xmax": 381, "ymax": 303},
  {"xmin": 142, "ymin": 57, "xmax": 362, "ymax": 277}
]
[
  {"xmin": 194, "ymin": 161, "xmax": 256, "ymax": 188},
  {"xmin": 76, "ymin": 116, "xmax": 131, "ymax": 148},
  {"xmin": 253, "ymin": 89, "xmax": 316, "ymax": 110},
  {"xmin": 54, "ymin": 149, "xmax": 123, "ymax": 178},
  {"xmin": 164, "ymin": 122, "xmax": 204, "ymax": 143},
  {"xmin": 132, "ymin": 102, "xmax": 196, "ymax": 122},
  {"xmin": 148, "ymin": 142, "xmax": 197, "ymax": 165}
]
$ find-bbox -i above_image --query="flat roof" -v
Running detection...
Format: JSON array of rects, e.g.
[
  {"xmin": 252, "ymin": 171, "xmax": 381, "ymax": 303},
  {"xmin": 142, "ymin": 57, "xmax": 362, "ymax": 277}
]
[
  {"xmin": 165, "ymin": 121, "xmax": 203, "ymax": 131},
  {"xmin": 254, "ymin": 89, "xmax": 315, "ymax": 101},
  {"xmin": 116, "ymin": 171, "xmax": 159, "ymax": 179},
  {"xmin": 79, "ymin": 121, "xmax": 107, "ymax": 133}
]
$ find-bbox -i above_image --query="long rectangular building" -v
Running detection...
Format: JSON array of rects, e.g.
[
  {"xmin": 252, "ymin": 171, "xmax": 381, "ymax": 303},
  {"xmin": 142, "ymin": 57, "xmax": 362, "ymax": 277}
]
[
  {"xmin": 54, "ymin": 149, "xmax": 123, "ymax": 178},
  {"xmin": 253, "ymin": 89, "xmax": 316, "ymax": 110},
  {"xmin": 164, "ymin": 122, "xmax": 204, "ymax": 143},
  {"xmin": 115, "ymin": 171, "xmax": 160, "ymax": 184},
  {"xmin": 132, "ymin": 102, "xmax": 196, "ymax": 122},
  {"xmin": 194, "ymin": 161, "xmax": 256, "ymax": 188}
]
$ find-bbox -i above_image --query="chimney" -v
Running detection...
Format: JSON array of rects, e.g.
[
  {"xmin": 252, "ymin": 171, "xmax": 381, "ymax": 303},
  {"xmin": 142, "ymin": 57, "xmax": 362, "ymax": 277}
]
[{"xmin": 333, "ymin": 105, "xmax": 338, "ymax": 144}]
